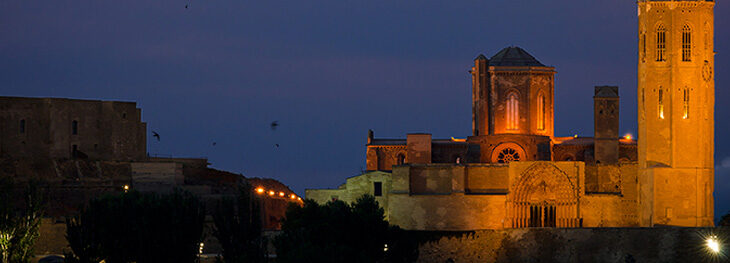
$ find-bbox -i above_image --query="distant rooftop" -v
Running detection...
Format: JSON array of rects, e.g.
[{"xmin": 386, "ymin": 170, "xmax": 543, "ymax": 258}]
[{"xmin": 488, "ymin": 46, "xmax": 546, "ymax": 67}]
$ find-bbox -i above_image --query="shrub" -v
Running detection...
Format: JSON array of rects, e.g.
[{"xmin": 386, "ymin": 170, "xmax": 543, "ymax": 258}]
[
  {"xmin": 65, "ymin": 189, "xmax": 205, "ymax": 263},
  {"xmin": 0, "ymin": 179, "xmax": 43, "ymax": 263},
  {"xmin": 274, "ymin": 195, "xmax": 417, "ymax": 263},
  {"xmin": 212, "ymin": 183, "xmax": 266, "ymax": 263}
]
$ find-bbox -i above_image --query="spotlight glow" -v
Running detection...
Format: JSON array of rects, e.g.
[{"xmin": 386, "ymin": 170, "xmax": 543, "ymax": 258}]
[
  {"xmin": 255, "ymin": 187, "xmax": 265, "ymax": 194},
  {"xmin": 707, "ymin": 236, "xmax": 721, "ymax": 253}
]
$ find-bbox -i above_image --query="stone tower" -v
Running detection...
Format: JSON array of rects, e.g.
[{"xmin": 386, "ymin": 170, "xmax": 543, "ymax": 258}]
[
  {"xmin": 637, "ymin": 0, "xmax": 714, "ymax": 227},
  {"xmin": 468, "ymin": 47, "xmax": 555, "ymax": 163},
  {"xmin": 594, "ymin": 86, "xmax": 619, "ymax": 165}
]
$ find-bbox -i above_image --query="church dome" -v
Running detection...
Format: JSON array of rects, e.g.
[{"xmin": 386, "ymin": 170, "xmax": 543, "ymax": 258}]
[{"xmin": 489, "ymin": 46, "xmax": 546, "ymax": 67}]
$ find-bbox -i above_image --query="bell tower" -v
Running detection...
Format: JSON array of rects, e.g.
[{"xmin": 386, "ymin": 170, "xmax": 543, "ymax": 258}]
[{"xmin": 637, "ymin": 0, "xmax": 714, "ymax": 227}]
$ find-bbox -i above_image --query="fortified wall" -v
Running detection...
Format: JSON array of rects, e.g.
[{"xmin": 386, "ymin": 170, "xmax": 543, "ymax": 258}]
[{"xmin": 415, "ymin": 227, "xmax": 729, "ymax": 263}]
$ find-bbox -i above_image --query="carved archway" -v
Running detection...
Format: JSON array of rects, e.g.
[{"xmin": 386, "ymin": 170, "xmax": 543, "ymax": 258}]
[{"xmin": 507, "ymin": 162, "xmax": 580, "ymax": 228}]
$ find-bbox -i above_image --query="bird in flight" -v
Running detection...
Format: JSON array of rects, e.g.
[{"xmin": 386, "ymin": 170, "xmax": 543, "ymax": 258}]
[
  {"xmin": 270, "ymin": 121, "xmax": 279, "ymax": 131},
  {"xmin": 274, "ymin": 144, "xmax": 280, "ymax": 148},
  {"xmin": 152, "ymin": 131, "xmax": 160, "ymax": 141},
  {"xmin": 185, "ymin": 0, "xmax": 191, "ymax": 8},
  {"xmin": 212, "ymin": 142, "xmax": 217, "ymax": 146}
]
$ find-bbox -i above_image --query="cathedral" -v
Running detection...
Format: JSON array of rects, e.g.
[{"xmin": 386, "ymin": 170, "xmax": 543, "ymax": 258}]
[{"xmin": 306, "ymin": 0, "xmax": 715, "ymax": 230}]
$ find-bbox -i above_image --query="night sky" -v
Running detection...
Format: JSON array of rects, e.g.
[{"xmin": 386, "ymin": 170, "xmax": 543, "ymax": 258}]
[{"xmin": 1, "ymin": 1, "xmax": 728, "ymax": 222}]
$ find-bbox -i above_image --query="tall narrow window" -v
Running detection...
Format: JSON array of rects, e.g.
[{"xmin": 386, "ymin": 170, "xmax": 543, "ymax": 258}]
[
  {"xmin": 72, "ymin": 120, "xmax": 78, "ymax": 135},
  {"xmin": 373, "ymin": 182, "xmax": 383, "ymax": 197},
  {"xmin": 683, "ymin": 88, "xmax": 690, "ymax": 119},
  {"xmin": 658, "ymin": 88, "xmax": 664, "ymax": 119},
  {"xmin": 682, "ymin": 25, "xmax": 692, "ymax": 62},
  {"xmin": 506, "ymin": 93, "xmax": 519, "ymax": 130},
  {"xmin": 396, "ymin": 154, "xmax": 405, "ymax": 165},
  {"xmin": 704, "ymin": 25, "xmax": 710, "ymax": 52},
  {"xmin": 537, "ymin": 92, "xmax": 545, "ymax": 131},
  {"xmin": 657, "ymin": 25, "xmax": 666, "ymax": 62},
  {"xmin": 19, "ymin": 119, "xmax": 25, "ymax": 134}
]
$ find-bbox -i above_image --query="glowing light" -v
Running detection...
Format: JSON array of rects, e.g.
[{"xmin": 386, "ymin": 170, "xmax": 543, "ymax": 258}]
[
  {"xmin": 297, "ymin": 197, "xmax": 302, "ymax": 201},
  {"xmin": 290, "ymin": 194, "xmax": 296, "ymax": 199},
  {"xmin": 199, "ymin": 242, "xmax": 205, "ymax": 254},
  {"xmin": 384, "ymin": 244, "xmax": 389, "ymax": 252},
  {"xmin": 450, "ymin": 137, "xmax": 466, "ymax": 142},
  {"xmin": 123, "ymin": 185, "xmax": 130, "ymax": 193},
  {"xmin": 624, "ymin": 134, "xmax": 632, "ymax": 140},
  {"xmin": 255, "ymin": 187, "xmax": 265, "ymax": 194},
  {"xmin": 707, "ymin": 236, "xmax": 721, "ymax": 253},
  {"xmin": 268, "ymin": 190, "xmax": 275, "ymax": 196},
  {"xmin": 573, "ymin": 134, "xmax": 578, "ymax": 138},
  {"xmin": 279, "ymin": 192, "xmax": 285, "ymax": 197}
]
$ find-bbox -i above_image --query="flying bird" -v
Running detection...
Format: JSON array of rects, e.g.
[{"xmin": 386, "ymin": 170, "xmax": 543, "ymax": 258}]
[
  {"xmin": 185, "ymin": 0, "xmax": 191, "ymax": 8},
  {"xmin": 212, "ymin": 142, "xmax": 217, "ymax": 146},
  {"xmin": 274, "ymin": 144, "xmax": 279, "ymax": 148},
  {"xmin": 152, "ymin": 131, "xmax": 160, "ymax": 141},
  {"xmin": 270, "ymin": 121, "xmax": 279, "ymax": 130}
]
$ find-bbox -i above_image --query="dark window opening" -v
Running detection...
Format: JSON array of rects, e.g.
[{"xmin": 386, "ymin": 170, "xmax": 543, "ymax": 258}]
[
  {"xmin": 72, "ymin": 120, "xmax": 78, "ymax": 135},
  {"xmin": 374, "ymin": 182, "xmax": 383, "ymax": 197},
  {"xmin": 72, "ymin": 145, "xmax": 78, "ymax": 158},
  {"xmin": 396, "ymin": 154, "xmax": 405, "ymax": 165},
  {"xmin": 19, "ymin": 119, "xmax": 25, "ymax": 134},
  {"xmin": 122, "ymin": 112, "xmax": 127, "ymax": 119},
  {"xmin": 94, "ymin": 144, "xmax": 98, "ymax": 150}
]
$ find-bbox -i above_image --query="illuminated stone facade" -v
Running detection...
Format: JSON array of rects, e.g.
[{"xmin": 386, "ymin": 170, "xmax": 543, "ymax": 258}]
[
  {"xmin": 307, "ymin": 0, "xmax": 715, "ymax": 230},
  {"xmin": 637, "ymin": 0, "xmax": 715, "ymax": 227}
]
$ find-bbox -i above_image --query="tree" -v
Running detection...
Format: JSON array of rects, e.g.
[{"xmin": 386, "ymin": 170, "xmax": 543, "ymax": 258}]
[
  {"xmin": 0, "ymin": 179, "xmax": 43, "ymax": 263},
  {"xmin": 212, "ymin": 183, "xmax": 266, "ymax": 263},
  {"xmin": 274, "ymin": 194, "xmax": 417, "ymax": 263},
  {"xmin": 65, "ymin": 189, "xmax": 206, "ymax": 263},
  {"xmin": 719, "ymin": 211, "xmax": 730, "ymax": 227}
]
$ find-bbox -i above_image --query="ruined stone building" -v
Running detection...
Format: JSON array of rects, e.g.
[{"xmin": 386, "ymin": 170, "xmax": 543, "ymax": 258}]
[
  {"xmin": 307, "ymin": 0, "xmax": 715, "ymax": 230},
  {"xmin": 0, "ymin": 97, "xmax": 300, "ymax": 254}
]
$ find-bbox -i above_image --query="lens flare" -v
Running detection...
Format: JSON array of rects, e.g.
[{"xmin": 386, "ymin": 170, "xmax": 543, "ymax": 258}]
[{"xmin": 707, "ymin": 236, "xmax": 721, "ymax": 253}]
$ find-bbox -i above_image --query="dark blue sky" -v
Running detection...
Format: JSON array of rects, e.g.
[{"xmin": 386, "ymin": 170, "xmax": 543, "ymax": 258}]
[{"xmin": 1, "ymin": 0, "xmax": 728, "ymax": 221}]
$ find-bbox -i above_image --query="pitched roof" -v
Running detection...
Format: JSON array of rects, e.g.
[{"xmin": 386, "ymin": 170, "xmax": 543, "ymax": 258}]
[{"xmin": 489, "ymin": 46, "xmax": 546, "ymax": 67}]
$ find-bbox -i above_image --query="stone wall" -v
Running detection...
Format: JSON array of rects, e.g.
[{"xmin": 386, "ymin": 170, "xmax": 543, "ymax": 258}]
[
  {"xmin": 416, "ymin": 227, "xmax": 730, "ymax": 263},
  {"xmin": 0, "ymin": 97, "xmax": 146, "ymax": 161}
]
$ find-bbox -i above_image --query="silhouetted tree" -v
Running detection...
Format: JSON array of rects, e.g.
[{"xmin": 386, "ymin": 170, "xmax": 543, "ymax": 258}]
[
  {"xmin": 212, "ymin": 183, "xmax": 266, "ymax": 263},
  {"xmin": 64, "ymin": 189, "xmax": 205, "ymax": 263},
  {"xmin": 0, "ymin": 179, "xmax": 43, "ymax": 263},
  {"xmin": 274, "ymin": 195, "xmax": 417, "ymax": 263},
  {"xmin": 719, "ymin": 211, "xmax": 730, "ymax": 227}
]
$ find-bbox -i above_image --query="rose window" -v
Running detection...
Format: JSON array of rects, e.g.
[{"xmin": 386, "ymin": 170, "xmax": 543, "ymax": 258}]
[{"xmin": 497, "ymin": 148, "xmax": 520, "ymax": 163}]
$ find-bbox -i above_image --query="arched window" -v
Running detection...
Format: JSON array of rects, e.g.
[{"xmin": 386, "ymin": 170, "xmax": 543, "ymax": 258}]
[
  {"xmin": 536, "ymin": 92, "xmax": 545, "ymax": 131},
  {"xmin": 682, "ymin": 25, "xmax": 692, "ymax": 62},
  {"xmin": 396, "ymin": 153, "xmax": 405, "ymax": 165},
  {"xmin": 683, "ymin": 88, "xmax": 690, "ymax": 119},
  {"xmin": 658, "ymin": 88, "xmax": 664, "ymax": 119},
  {"xmin": 72, "ymin": 120, "xmax": 78, "ymax": 135},
  {"xmin": 19, "ymin": 119, "xmax": 25, "ymax": 134},
  {"xmin": 506, "ymin": 92, "xmax": 519, "ymax": 130},
  {"xmin": 657, "ymin": 24, "xmax": 666, "ymax": 62}
]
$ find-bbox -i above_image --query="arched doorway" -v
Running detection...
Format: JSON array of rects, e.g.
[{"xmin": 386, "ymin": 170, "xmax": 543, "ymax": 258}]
[{"xmin": 507, "ymin": 163, "xmax": 580, "ymax": 228}]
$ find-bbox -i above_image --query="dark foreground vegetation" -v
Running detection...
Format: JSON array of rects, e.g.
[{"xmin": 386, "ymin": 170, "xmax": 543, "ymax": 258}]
[
  {"xmin": 0, "ymin": 178, "xmax": 43, "ymax": 263},
  {"xmin": 63, "ymin": 189, "xmax": 205, "ymax": 263},
  {"xmin": 274, "ymin": 195, "xmax": 418, "ymax": 263}
]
